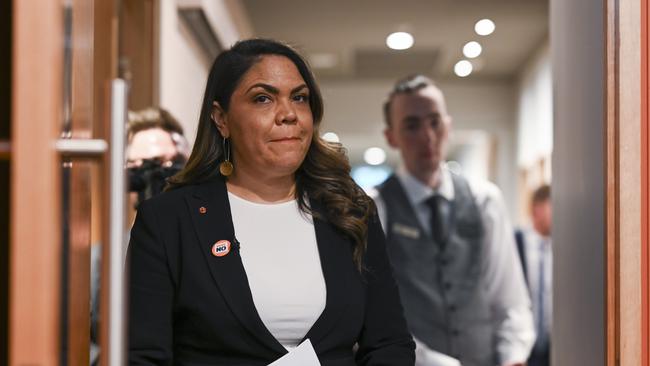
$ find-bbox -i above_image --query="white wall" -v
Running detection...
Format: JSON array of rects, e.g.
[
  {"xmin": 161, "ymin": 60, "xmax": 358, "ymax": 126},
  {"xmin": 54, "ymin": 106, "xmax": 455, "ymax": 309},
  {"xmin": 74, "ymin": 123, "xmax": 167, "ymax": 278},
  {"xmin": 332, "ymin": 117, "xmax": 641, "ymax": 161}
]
[
  {"xmin": 516, "ymin": 41, "xmax": 553, "ymax": 171},
  {"xmin": 158, "ymin": 0, "xmax": 211, "ymax": 145},
  {"xmin": 551, "ymin": 0, "xmax": 605, "ymax": 364},
  {"xmin": 319, "ymin": 78, "xmax": 519, "ymax": 217},
  {"xmin": 157, "ymin": 1, "xmax": 251, "ymax": 145}
]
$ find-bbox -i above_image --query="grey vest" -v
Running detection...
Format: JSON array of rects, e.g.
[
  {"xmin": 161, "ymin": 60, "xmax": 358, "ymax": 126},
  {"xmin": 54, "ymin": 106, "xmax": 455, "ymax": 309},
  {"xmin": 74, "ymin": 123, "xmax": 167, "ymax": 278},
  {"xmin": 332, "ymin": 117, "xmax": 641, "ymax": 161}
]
[{"xmin": 379, "ymin": 174, "xmax": 495, "ymax": 366}]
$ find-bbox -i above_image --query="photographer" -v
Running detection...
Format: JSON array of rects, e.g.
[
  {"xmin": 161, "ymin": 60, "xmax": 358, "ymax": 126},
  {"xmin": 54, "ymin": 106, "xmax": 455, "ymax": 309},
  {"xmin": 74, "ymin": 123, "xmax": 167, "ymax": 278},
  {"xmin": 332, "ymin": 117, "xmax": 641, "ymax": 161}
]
[
  {"xmin": 126, "ymin": 107, "xmax": 190, "ymax": 213},
  {"xmin": 90, "ymin": 107, "xmax": 188, "ymax": 365}
]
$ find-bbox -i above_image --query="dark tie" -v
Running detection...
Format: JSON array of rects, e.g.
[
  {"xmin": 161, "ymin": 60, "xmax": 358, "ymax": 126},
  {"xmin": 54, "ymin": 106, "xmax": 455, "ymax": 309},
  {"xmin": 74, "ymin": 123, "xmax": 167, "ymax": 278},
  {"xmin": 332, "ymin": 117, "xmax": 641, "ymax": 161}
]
[{"xmin": 425, "ymin": 195, "xmax": 450, "ymax": 248}]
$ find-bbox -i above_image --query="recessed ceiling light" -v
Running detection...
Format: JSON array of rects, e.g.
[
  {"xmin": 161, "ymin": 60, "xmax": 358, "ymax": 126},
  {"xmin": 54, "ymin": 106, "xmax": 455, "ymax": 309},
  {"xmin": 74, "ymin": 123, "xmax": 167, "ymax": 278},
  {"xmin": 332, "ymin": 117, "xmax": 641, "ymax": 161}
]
[
  {"xmin": 322, "ymin": 132, "xmax": 340, "ymax": 143},
  {"xmin": 475, "ymin": 19, "xmax": 495, "ymax": 36},
  {"xmin": 463, "ymin": 41, "xmax": 482, "ymax": 58},
  {"xmin": 454, "ymin": 60, "xmax": 473, "ymax": 77},
  {"xmin": 386, "ymin": 32, "xmax": 414, "ymax": 50},
  {"xmin": 364, "ymin": 147, "xmax": 387, "ymax": 165}
]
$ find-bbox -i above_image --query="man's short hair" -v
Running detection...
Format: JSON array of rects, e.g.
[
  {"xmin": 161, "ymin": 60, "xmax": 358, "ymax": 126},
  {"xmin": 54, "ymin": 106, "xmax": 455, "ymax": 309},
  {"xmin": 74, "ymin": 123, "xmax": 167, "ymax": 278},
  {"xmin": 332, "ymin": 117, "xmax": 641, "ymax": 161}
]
[
  {"xmin": 383, "ymin": 74, "xmax": 438, "ymax": 126},
  {"xmin": 127, "ymin": 107, "xmax": 184, "ymax": 141},
  {"xmin": 531, "ymin": 184, "xmax": 551, "ymax": 205}
]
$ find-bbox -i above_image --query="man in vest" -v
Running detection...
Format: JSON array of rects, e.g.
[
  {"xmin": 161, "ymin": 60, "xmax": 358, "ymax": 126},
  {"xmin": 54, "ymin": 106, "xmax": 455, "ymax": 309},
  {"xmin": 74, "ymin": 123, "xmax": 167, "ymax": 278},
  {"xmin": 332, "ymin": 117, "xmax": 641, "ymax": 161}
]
[
  {"xmin": 371, "ymin": 75, "xmax": 535, "ymax": 366},
  {"xmin": 515, "ymin": 184, "xmax": 552, "ymax": 366}
]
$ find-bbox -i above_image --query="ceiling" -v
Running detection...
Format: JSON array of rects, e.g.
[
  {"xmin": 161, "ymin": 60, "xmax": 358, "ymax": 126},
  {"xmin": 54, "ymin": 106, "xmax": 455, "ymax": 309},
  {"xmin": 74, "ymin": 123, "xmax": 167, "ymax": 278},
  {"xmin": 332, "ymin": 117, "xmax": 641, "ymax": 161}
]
[{"xmin": 240, "ymin": 0, "xmax": 549, "ymax": 81}]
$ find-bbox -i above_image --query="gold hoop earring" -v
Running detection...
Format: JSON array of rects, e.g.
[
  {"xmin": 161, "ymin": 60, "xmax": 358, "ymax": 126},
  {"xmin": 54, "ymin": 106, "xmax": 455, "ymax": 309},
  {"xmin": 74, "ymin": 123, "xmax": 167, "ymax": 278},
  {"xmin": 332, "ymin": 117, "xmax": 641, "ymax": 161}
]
[{"xmin": 219, "ymin": 137, "xmax": 233, "ymax": 177}]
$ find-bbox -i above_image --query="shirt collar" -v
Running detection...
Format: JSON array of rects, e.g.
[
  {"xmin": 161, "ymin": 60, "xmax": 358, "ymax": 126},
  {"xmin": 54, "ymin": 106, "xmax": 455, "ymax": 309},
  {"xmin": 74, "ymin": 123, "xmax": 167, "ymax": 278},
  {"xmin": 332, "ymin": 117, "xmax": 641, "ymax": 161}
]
[
  {"xmin": 526, "ymin": 227, "xmax": 551, "ymax": 249},
  {"xmin": 396, "ymin": 163, "xmax": 455, "ymax": 206}
]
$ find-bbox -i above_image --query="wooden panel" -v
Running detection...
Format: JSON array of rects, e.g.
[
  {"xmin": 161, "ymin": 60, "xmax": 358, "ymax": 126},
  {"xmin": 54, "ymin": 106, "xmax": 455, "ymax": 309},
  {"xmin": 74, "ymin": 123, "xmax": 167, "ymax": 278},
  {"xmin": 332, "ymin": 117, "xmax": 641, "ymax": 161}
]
[
  {"xmin": 618, "ymin": 0, "xmax": 643, "ymax": 365},
  {"xmin": 642, "ymin": 1, "xmax": 650, "ymax": 365},
  {"xmin": 0, "ymin": 0, "xmax": 11, "ymax": 141},
  {"xmin": 94, "ymin": 1, "xmax": 119, "ymax": 365},
  {"xmin": 604, "ymin": 1, "xmax": 644, "ymax": 365},
  {"xmin": 605, "ymin": 0, "xmax": 619, "ymax": 364},
  {"xmin": 0, "ymin": 161, "xmax": 9, "ymax": 364},
  {"xmin": 617, "ymin": 0, "xmax": 642, "ymax": 365},
  {"xmin": 120, "ymin": 0, "xmax": 156, "ymax": 109},
  {"xmin": 71, "ymin": 0, "xmax": 95, "ymax": 139},
  {"xmin": 0, "ymin": 140, "xmax": 9, "ymax": 160},
  {"xmin": 9, "ymin": 0, "xmax": 63, "ymax": 363},
  {"xmin": 64, "ymin": 0, "xmax": 95, "ymax": 363},
  {"xmin": 94, "ymin": 0, "xmax": 118, "ymax": 137},
  {"xmin": 66, "ymin": 162, "xmax": 93, "ymax": 366}
]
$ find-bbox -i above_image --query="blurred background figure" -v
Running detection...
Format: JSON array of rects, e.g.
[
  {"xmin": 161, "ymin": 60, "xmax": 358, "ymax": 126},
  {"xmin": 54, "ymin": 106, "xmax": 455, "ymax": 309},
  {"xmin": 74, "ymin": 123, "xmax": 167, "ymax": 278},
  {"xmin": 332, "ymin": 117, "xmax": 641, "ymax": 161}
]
[
  {"xmin": 514, "ymin": 184, "xmax": 552, "ymax": 366},
  {"xmin": 90, "ymin": 107, "xmax": 188, "ymax": 365},
  {"xmin": 126, "ymin": 107, "xmax": 190, "ymax": 212},
  {"xmin": 372, "ymin": 74, "xmax": 534, "ymax": 366}
]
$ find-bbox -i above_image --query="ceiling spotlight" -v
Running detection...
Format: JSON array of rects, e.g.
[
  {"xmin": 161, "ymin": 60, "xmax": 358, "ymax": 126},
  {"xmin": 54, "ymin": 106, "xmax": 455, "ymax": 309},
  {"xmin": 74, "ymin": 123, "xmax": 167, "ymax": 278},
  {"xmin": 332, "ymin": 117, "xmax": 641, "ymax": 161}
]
[
  {"xmin": 364, "ymin": 147, "xmax": 387, "ymax": 165},
  {"xmin": 463, "ymin": 41, "xmax": 482, "ymax": 58},
  {"xmin": 475, "ymin": 19, "xmax": 495, "ymax": 36},
  {"xmin": 386, "ymin": 32, "xmax": 414, "ymax": 50},
  {"xmin": 322, "ymin": 132, "xmax": 340, "ymax": 143},
  {"xmin": 454, "ymin": 60, "xmax": 473, "ymax": 77}
]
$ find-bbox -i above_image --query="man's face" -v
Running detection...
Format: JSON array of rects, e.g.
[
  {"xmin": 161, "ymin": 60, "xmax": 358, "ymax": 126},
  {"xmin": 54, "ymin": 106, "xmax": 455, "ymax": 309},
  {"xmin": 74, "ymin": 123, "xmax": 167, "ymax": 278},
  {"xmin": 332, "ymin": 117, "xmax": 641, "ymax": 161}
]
[
  {"xmin": 532, "ymin": 200, "xmax": 552, "ymax": 237},
  {"xmin": 384, "ymin": 86, "xmax": 451, "ymax": 180},
  {"xmin": 126, "ymin": 127, "xmax": 182, "ymax": 215}
]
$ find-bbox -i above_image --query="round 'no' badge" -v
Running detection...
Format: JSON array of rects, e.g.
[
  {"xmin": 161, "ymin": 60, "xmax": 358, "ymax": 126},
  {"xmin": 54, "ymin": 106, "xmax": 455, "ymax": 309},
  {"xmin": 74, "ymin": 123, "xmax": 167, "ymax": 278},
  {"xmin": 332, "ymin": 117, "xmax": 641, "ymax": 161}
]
[{"xmin": 211, "ymin": 240, "xmax": 231, "ymax": 257}]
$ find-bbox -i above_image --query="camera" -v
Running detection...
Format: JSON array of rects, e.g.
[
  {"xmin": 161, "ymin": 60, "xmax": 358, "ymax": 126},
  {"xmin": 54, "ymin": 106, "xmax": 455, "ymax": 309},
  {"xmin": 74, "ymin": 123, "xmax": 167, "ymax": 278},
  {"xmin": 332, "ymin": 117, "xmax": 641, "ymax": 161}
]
[{"xmin": 128, "ymin": 158, "xmax": 184, "ymax": 206}]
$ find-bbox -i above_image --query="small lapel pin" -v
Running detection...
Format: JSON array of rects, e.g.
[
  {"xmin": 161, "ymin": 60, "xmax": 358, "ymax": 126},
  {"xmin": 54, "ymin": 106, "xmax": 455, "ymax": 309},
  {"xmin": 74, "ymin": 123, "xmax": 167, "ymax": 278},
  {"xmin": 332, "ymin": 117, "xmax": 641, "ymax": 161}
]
[
  {"xmin": 211, "ymin": 240, "xmax": 231, "ymax": 257},
  {"xmin": 199, "ymin": 206, "xmax": 207, "ymax": 214}
]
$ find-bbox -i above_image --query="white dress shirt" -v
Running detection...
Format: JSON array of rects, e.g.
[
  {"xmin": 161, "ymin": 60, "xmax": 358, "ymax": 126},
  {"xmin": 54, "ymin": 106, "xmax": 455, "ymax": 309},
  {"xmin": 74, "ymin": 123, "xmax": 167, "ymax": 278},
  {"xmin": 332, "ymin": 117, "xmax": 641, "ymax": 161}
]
[
  {"xmin": 521, "ymin": 228, "xmax": 552, "ymax": 351},
  {"xmin": 370, "ymin": 165, "xmax": 535, "ymax": 366}
]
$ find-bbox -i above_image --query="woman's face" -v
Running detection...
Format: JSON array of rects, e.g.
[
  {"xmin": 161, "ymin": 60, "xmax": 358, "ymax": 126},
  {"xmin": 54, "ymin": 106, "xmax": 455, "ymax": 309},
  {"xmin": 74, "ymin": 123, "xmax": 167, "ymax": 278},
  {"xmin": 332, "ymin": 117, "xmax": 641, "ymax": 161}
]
[{"xmin": 215, "ymin": 55, "xmax": 314, "ymax": 179}]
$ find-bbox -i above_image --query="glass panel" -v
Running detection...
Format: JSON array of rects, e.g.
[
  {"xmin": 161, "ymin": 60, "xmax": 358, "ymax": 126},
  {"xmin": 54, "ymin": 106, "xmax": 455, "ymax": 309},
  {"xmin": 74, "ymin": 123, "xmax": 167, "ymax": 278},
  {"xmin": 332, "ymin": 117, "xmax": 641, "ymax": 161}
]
[
  {"xmin": 63, "ymin": 161, "xmax": 95, "ymax": 365},
  {"xmin": 60, "ymin": 4, "xmax": 73, "ymax": 363},
  {"xmin": 61, "ymin": 0, "xmax": 98, "ymax": 364}
]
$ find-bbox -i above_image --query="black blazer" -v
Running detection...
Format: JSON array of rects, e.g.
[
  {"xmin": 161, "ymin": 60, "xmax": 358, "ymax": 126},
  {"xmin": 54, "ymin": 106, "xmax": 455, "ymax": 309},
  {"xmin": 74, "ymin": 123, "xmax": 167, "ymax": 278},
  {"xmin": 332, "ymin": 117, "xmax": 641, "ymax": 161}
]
[{"xmin": 127, "ymin": 177, "xmax": 415, "ymax": 366}]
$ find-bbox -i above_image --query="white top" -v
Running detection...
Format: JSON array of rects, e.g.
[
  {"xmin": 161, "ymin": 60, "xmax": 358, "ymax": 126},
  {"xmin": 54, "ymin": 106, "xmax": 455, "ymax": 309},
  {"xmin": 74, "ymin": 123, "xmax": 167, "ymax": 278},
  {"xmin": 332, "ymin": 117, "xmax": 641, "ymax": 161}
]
[
  {"xmin": 521, "ymin": 227, "xmax": 552, "ymax": 349},
  {"xmin": 228, "ymin": 192, "xmax": 326, "ymax": 350},
  {"xmin": 369, "ymin": 164, "xmax": 535, "ymax": 366}
]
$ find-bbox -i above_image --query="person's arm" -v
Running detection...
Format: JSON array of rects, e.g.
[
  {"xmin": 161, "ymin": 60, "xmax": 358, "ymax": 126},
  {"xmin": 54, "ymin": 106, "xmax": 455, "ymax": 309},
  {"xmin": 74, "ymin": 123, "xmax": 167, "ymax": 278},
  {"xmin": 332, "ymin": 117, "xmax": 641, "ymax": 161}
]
[
  {"xmin": 355, "ymin": 213, "xmax": 416, "ymax": 366},
  {"xmin": 127, "ymin": 200, "xmax": 175, "ymax": 365},
  {"xmin": 478, "ymin": 185, "xmax": 535, "ymax": 366}
]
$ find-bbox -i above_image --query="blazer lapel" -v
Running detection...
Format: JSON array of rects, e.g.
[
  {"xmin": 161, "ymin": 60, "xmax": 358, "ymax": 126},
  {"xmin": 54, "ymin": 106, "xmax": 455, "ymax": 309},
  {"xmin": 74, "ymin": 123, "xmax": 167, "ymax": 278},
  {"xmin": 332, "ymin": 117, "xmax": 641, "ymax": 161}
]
[
  {"xmin": 301, "ymin": 199, "xmax": 353, "ymax": 346},
  {"xmin": 185, "ymin": 177, "xmax": 286, "ymax": 356}
]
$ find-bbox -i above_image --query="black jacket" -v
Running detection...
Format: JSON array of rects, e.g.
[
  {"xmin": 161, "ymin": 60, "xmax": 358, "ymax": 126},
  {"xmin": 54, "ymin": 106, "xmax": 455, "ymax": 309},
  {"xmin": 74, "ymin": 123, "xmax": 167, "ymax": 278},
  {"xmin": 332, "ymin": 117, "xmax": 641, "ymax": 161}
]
[{"xmin": 127, "ymin": 177, "xmax": 415, "ymax": 365}]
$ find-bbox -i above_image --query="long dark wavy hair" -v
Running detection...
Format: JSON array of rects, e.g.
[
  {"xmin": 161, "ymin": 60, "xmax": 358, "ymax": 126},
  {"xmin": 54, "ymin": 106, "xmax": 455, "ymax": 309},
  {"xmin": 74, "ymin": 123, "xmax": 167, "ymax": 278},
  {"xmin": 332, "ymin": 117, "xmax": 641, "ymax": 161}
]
[{"xmin": 167, "ymin": 39, "xmax": 374, "ymax": 270}]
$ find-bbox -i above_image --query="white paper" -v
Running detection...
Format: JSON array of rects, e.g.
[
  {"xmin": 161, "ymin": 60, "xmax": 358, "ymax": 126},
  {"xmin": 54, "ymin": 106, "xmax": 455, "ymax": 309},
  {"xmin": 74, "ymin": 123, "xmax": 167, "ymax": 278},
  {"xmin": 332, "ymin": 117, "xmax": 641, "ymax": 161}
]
[
  {"xmin": 268, "ymin": 339, "xmax": 321, "ymax": 366},
  {"xmin": 414, "ymin": 337, "xmax": 462, "ymax": 366}
]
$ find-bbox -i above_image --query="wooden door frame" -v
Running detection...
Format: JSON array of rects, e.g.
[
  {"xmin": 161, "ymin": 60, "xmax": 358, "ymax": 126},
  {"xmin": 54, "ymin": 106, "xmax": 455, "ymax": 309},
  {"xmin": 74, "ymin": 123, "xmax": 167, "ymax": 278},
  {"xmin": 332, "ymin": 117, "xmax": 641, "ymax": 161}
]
[
  {"xmin": 10, "ymin": 0, "xmax": 118, "ymax": 364},
  {"xmin": 642, "ymin": 0, "xmax": 650, "ymax": 364},
  {"xmin": 606, "ymin": 0, "xmax": 644, "ymax": 364},
  {"xmin": 10, "ymin": 0, "xmax": 63, "ymax": 363}
]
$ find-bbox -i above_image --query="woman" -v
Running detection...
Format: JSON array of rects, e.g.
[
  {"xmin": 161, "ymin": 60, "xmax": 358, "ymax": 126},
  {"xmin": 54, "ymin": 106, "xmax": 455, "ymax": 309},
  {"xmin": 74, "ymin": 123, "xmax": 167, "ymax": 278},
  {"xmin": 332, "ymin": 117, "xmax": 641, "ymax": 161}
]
[{"xmin": 128, "ymin": 39, "xmax": 415, "ymax": 365}]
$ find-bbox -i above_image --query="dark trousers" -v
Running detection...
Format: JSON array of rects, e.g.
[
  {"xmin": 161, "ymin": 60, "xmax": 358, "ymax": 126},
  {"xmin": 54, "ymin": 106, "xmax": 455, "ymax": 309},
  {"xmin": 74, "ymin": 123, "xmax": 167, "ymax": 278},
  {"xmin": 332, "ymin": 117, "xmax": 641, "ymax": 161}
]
[{"xmin": 528, "ymin": 346, "xmax": 550, "ymax": 366}]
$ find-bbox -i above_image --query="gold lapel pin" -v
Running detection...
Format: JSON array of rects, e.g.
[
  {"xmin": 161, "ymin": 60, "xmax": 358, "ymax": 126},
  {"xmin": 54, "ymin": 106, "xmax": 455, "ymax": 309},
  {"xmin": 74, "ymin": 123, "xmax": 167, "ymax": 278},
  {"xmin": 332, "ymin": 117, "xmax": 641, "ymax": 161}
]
[{"xmin": 199, "ymin": 206, "xmax": 207, "ymax": 214}]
